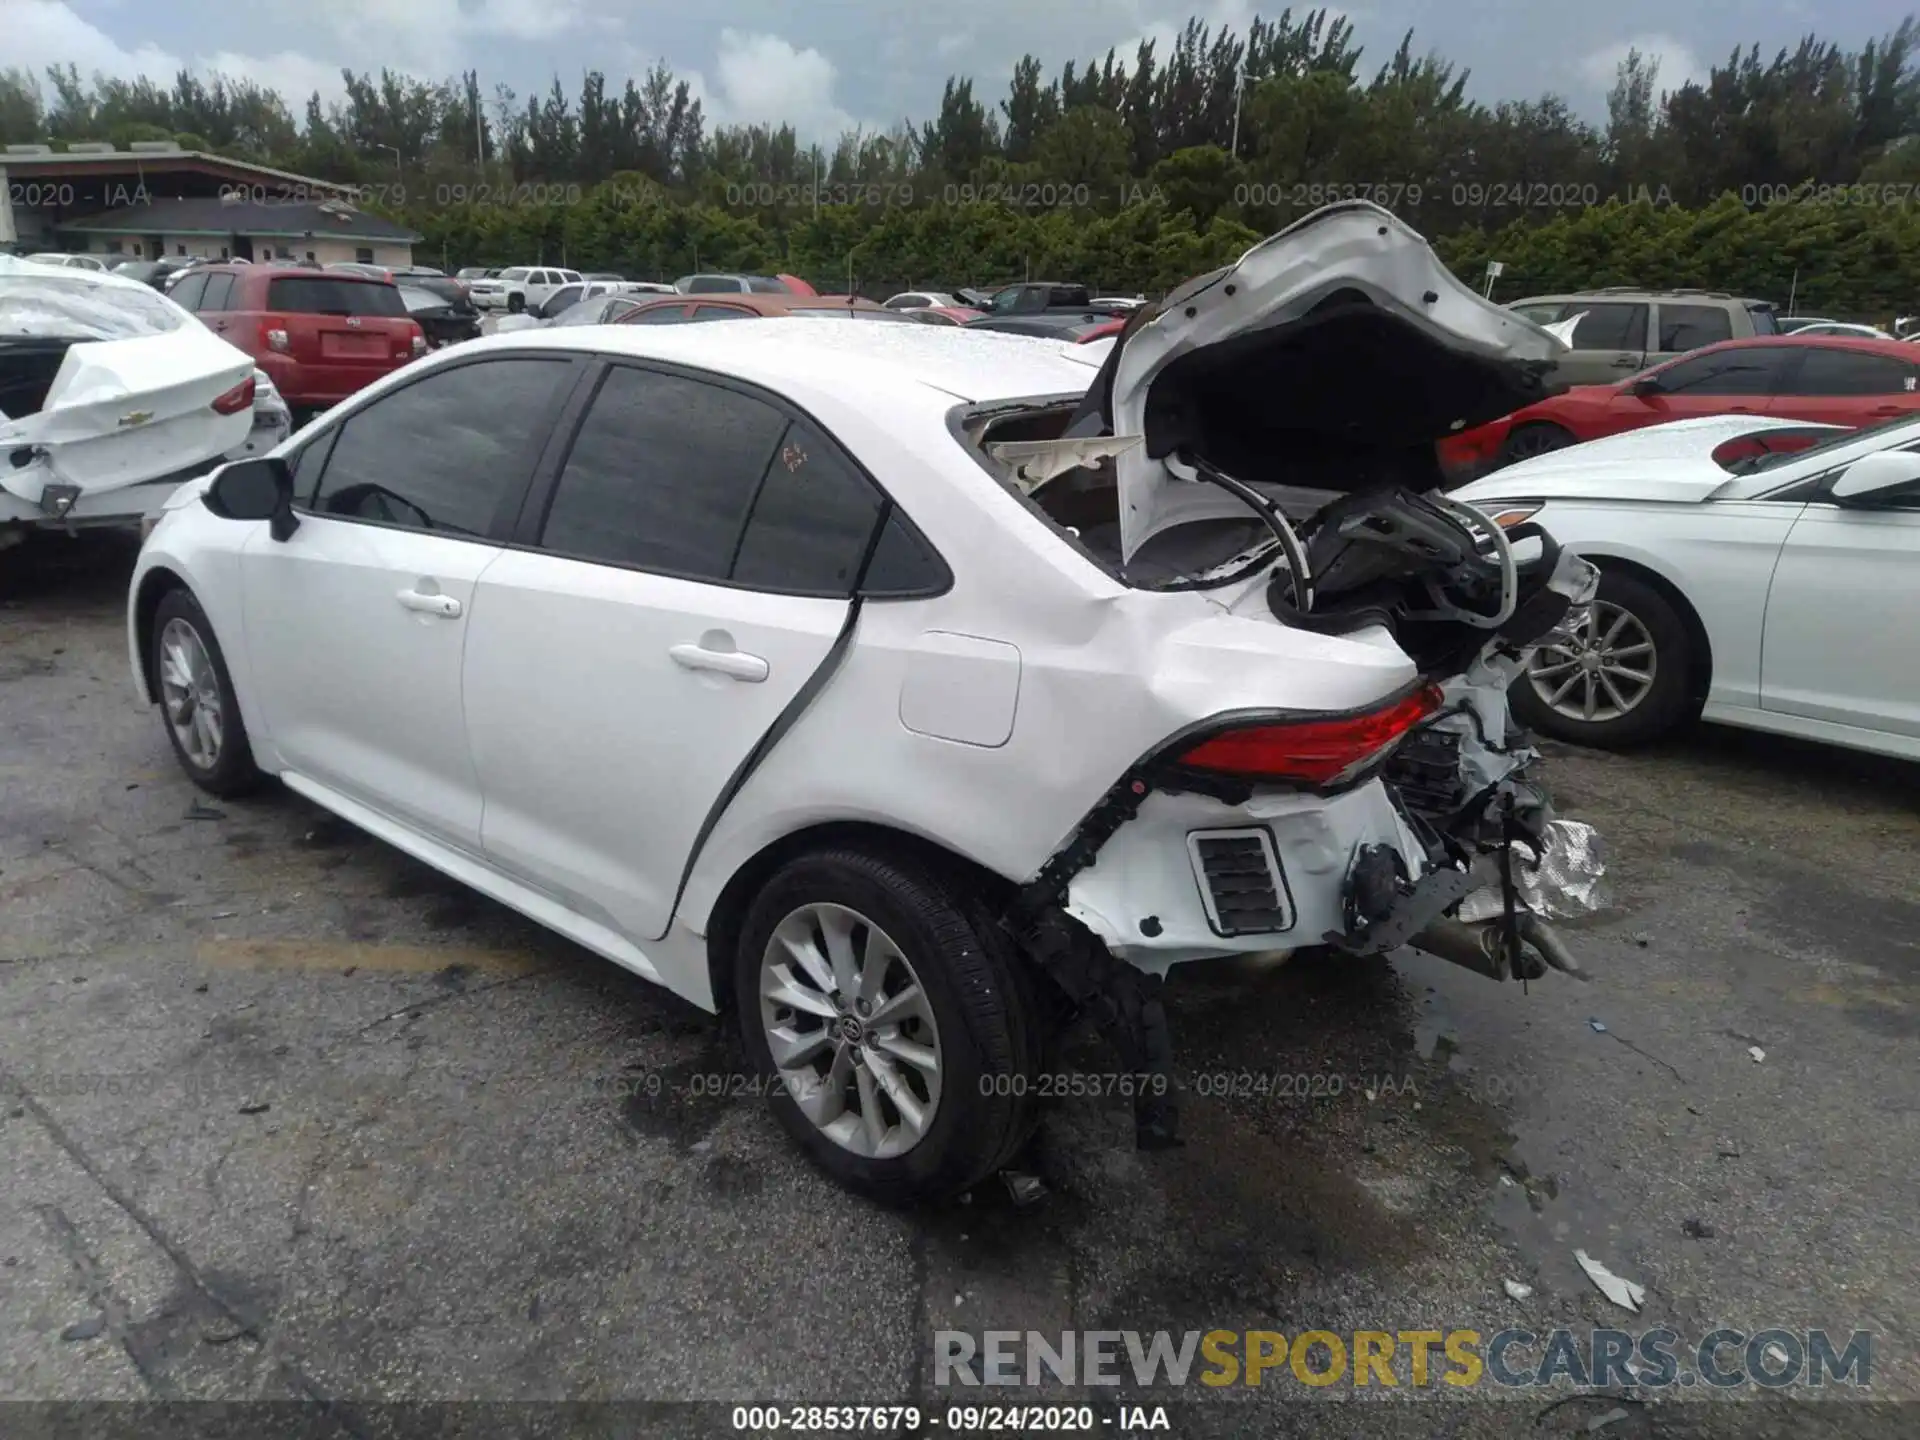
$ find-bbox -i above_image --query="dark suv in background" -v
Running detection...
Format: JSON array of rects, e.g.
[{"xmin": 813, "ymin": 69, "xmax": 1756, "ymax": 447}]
[{"xmin": 1507, "ymin": 288, "xmax": 1780, "ymax": 387}]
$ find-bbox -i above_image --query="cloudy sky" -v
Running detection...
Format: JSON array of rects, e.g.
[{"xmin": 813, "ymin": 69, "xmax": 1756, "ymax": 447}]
[{"xmin": 9, "ymin": 0, "xmax": 1913, "ymax": 143}]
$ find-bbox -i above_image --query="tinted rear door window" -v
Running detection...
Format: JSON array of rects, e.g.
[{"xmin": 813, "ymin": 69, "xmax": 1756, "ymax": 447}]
[
  {"xmin": 538, "ymin": 367, "xmax": 788, "ymax": 578},
  {"xmin": 309, "ymin": 358, "xmax": 572, "ymax": 536},
  {"xmin": 1792, "ymin": 349, "xmax": 1918, "ymax": 395},
  {"xmin": 266, "ymin": 278, "xmax": 407, "ymax": 317},
  {"xmin": 199, "ymin": 273, "xmax": 236, "ymax": 311},
  {"xmin": 1657, "ymin": 304, "xmax": 1734, "ymax": 350},
  {"xmin": 1566, "ymin": 303, "xmax": 1648, "ymax": 351}
]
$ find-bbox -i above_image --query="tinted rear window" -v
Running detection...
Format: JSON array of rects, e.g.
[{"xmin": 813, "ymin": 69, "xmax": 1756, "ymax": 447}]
[
  {"xmin": 1746, "ymin": 303, "xmax": 1779, "ymax": 336},
  {"xmin": 266, "ymin": 278, "xmax": 407, "ymax": 317}
]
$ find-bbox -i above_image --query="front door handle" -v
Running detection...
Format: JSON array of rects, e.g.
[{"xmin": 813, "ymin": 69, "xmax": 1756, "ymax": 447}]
[
  {"xmin": 398, "ymin": 588, "xmax": 461, "ymax": 618},
  {"xmin": 669, "ymin": 642, "xmax": 769, "ymax": 682}
]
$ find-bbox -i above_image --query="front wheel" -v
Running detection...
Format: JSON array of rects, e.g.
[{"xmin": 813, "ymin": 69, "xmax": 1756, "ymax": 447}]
[
  {"xmin": 151, "ymin": 587, "xmax": 262, "ymax": 796},
  {"xmin": 734, "ymin": 846, "xmax": 1040, "ymax": 1204},
  {"xmin": 1501, "ymin": 422, "xmax": 1575, "ymax": 466},
  {"xmin": 1510, "ymin": 569, "xmax": 1700, "ymax": 748}
]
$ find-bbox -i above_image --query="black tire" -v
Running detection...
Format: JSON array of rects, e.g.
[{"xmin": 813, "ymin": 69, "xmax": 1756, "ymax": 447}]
[
  {"xmin": 506, "ymin": 291, "xmax": 525, "ymax": 313},
  {"xmin": 1501, "ymin": 422, "xmax": 1575, "ymax": 466},
  {"xmin": 149, "ymin": 586, "xmax": 263, "ymax": 797},
  {"xmin": 1509, "ymin": 568, "xmax": 1701, "ymax": 748},
  {"xmin": 734, "ymin": 845, "xmax": 1040, "ymax": 1205}
]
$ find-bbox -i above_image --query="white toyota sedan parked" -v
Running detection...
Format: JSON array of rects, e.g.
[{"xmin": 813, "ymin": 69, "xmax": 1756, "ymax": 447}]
[
  {"xmin": 1454, "ymin": 414, "xmax": 1920, "ymax": 760},
  {"xmin": 128, "ymin": 203, "xmax": 1606, "ymax": 1201}
]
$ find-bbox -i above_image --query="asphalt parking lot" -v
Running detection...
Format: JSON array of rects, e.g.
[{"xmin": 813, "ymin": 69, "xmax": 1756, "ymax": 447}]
[{"xmin": 2, "ymin": 534, "xmax": 1916, "ymax": 1438}]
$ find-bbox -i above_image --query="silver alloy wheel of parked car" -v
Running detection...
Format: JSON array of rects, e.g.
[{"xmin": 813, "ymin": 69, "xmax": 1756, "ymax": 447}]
[
  {"xmin": 158, "ymin": 616, "xmax": 225, "ymax": 769},
  {"xmin": 1526, "ymin": 601, "xmax": 1658, "ymax": 723},
  {"xmin": 758, "ymin": 901, "xmax": 943, "ymax": 1159}
]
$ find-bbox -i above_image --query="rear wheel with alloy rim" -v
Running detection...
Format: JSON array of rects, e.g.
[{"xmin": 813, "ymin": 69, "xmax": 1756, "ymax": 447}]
[
  {"xmin": 735, "ymin": 846, "xmax": 1040, "ymax": 1203},
  {"xmin": 151, "ymin": 587, "xmax": 262, "ymax": 796},
  {"xmin": 1509, "ymin": 568, "xmax": 1700, "ymax": 748}
]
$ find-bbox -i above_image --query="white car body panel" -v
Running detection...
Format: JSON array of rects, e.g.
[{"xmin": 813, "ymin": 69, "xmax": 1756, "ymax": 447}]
[
  {"xmin": 237, "ymin": 518, "xmax": 499, "ymax": 852},
  {"xmin": 129, "ymin": 295, "xmax": 1569, "ymax": 1015},
  {"xmin": 1, "ymin": 256, "xmax": 254, "ymax": 522},
  {"xmin": 1456, "ymin": 414, "xmax": 1920, "ymax": 757}
]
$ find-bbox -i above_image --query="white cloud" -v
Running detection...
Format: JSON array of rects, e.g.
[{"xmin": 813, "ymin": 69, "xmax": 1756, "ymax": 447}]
[
  {"xmin": 703, "ymin": 30, "xmax": 862, "ymax": 140},
  {"xmin": 8, "ymin": 3, "xmax": 349, "ymax": 112},
  {"xmin": 1576, "ymin": 34, "xmax": 1705, "ymax": 98},
  {"xmin": 9, "ymin": 0, "xmax": 180, "ymax": 82}
]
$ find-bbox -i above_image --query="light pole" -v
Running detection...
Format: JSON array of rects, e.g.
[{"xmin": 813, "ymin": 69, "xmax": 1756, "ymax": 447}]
[
  {"xmin": 1230, "ymin": 68, "xmax": 1252, "ymax": 157},
  {"xmin": 373, "ymin": 143, "xmax": 403, "ymax": 196}
]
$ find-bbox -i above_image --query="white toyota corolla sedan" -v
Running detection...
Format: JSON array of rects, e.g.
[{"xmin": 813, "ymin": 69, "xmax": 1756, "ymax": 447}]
[
  {"xmin": 1454, "ymin": 414, "xmax": 1920, "ymax": 759},
  {"xmin": 129, "ymin": 202, "xmax": 1607, "ymax": 1201}
]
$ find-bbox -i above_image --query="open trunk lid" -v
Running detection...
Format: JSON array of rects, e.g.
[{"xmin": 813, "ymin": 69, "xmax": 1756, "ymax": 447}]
[
  {"xmin": 1071, "ymin": 202, "xmax": 1569, "ymax": 562},
  {"xmin": 0, "ymin": 257, "xmax": 253, "ymax": 505}
]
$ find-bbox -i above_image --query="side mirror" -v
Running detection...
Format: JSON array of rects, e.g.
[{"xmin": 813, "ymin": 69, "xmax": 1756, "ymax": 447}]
[
  {"xmin": 1831, "ymin": 448, "xmax": 1920, "ymax": 502},
  {"xmin": 203, "ymin": 456, "xmax": 299, "ymax": 541},
  {"xmin": 1628, "ymin": 375, "xmax": 1665, "ymax": 397}
]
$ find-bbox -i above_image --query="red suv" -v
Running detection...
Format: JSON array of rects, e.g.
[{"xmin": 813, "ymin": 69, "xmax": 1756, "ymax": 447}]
[{"xmin": 166, "ymin": 265, "xmax": 426, "ymax": 415}]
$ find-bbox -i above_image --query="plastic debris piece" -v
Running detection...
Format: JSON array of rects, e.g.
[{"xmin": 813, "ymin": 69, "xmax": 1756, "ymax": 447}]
[
  {"xmin": 1002, "ymin": 1170, "xmax": 1047, "ymax": 1208},
  {"xmin": 1748, "ymin": 1046, "xmax": 1765, "ymax": 1063},
  {"xmin": 1589, "ymin": 1019, "xmax": 1608, "ymax": 1033},
  {"xmin": 1588, "ymin": 1408, "xmax": 1631, "ymax": 1433},
  {"xmin": 1573, "ymin": 1249, "xmax": 1645, "ymax": 1312},
  {"xmin": 1503, "ymin": 1278, "xmax": 1533, "ymax": 1300},
  {"xmin": 1763, "ymin": 1342, "xmax": 1790, "ymax": 1368}
]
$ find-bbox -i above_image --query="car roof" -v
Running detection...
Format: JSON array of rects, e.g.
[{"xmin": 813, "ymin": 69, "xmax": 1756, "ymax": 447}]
[
  {"xmin": 631, "ymin": 293, "xmax": 886, "ymax": 316},
  {"xmin": 1663, "ymin": 334, "xmax": 1918, "ymax": 360},
  {"xmin": 1514, "ymin": 290, "xmax": 1770, "ymax": 306},
  {"xmin": 448, "ymin": 317, "xmax": 1103, "ymax": 406},
  {"xmin": 198, "ymin": 264, "xmax": 391, "ymax": 282}
]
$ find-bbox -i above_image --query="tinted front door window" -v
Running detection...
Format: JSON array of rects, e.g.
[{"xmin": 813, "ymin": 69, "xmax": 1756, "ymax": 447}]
[
  {"xmin": 1652, "ymin": 347, "xmax": 1792, "ymax": 396},
  {"xmin": 310, "ymin": 358, "xmax": 571, "ymax": 536}
]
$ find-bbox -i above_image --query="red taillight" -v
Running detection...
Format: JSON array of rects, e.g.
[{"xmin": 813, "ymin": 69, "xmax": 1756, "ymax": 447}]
[
  {"xmin": 210, "ymin": 376, "xmax": 255, "ymax": 415},
  {"xmin": 261, "ymin": 316, "xmax": 290, "ymax": 352},
  {"xmin": 1176, "ymin": 684, "xmax": 1444, "ymax": 786}
]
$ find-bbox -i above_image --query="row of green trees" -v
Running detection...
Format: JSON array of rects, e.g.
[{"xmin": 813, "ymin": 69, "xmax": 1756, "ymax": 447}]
[
  {"xmin": 6, "ymin": 11, "xmax": 1920, "ymax": 308},
  {"xmin": 401, "ymin": 180, "xmax": 1920, "ymax": 316}
]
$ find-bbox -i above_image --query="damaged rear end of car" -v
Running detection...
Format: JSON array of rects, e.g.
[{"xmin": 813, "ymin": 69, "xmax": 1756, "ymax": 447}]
[
  {"xmin": 971, "ymin": 202, "xmax": 1604, "ymax": 1147},
  {"xmin": 1, "ymin": 256, "xmax": 254, "ymax": 532}
]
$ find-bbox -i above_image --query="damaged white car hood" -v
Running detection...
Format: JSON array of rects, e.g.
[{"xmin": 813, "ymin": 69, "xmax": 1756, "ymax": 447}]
[
  {"xmin": 0, "ymin": 255, "xmax": 253, "ymax": 506},
  {"xmin": 1099, "ymin": 201, "xmax": 1569, "ymax": 561}
]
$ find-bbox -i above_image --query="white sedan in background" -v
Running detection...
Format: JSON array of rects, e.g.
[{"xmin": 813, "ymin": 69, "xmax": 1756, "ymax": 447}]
[
  {"xmin": 1455, "ymin": 414, "xmax": 1920, "ymax": 760},
  {"xmin": 1, "ymin": 255, "xmax": 258, "ymax": 535}
]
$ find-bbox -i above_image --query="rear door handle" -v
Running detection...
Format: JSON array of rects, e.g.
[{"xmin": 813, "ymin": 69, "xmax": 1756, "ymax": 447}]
[
  {"xmin": 669, "ymin": 642, "xmax": 769, "ymax": 682},
  {"xmin": 397, "ymin": 588, "xmax": 461, "ymax": 618}
]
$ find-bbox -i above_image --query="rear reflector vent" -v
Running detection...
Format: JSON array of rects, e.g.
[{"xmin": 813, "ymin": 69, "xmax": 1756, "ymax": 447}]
[{"xmin": 1188, "ymin": 828, "xmax": 1294, "ymax": 937}]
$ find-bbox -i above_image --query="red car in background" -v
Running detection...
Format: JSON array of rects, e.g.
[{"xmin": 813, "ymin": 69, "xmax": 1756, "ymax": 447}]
[
  {"xmin": 167, "ymin": 265, "xmax": 426, "ymax": 418},
  {"xmin": 1439, "ymin": 335, "xmax": 1920, "ymax": 481}
]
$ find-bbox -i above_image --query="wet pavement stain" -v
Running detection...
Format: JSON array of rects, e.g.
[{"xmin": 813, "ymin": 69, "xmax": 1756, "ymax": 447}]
[{"xmin": 617, "ymin": 1032, "xmax": 746, "ymax": 1151}]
